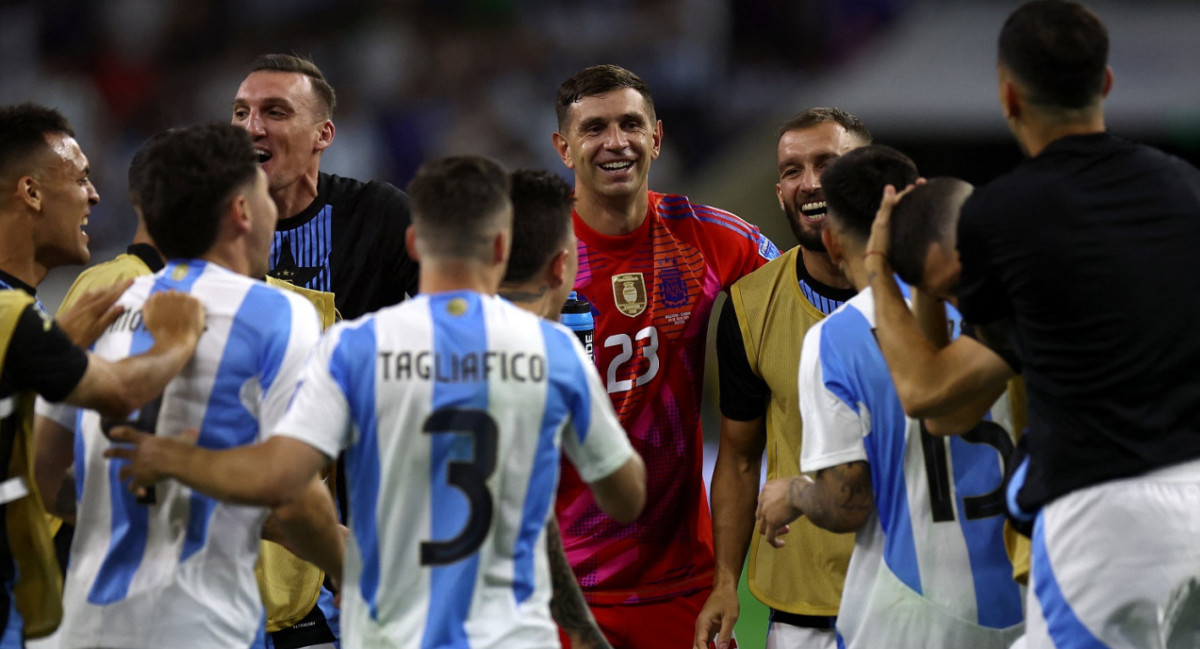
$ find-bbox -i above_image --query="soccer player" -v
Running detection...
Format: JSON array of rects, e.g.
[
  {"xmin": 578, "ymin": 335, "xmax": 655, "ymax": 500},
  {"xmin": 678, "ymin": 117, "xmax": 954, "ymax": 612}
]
[
  {"xmin": 757, "ymin": 145, "xmax": 1025, "ymax": 648},
  {"xmin": 0, "ymin": 103, "xmax": 205, "ymax": 646},
  {"xmin": 232, "ymin": 53, "xmax": 419, "ymax": 645},
  {"xmin": 865, "ymin": 2, "xmax": 1200, "ymax": 646},
  {"xmin": 695, "ymin": 109, "xmax": 866, "ymax": 649},
  {"xmin": 499, "ymin": 168, "xmax": 611, "ymax": 649},
  {"xmin": 35, "ymin": 123, "xmax": 336, "ymax": 649},
  {"xmin": 551, "ymin": 64, "xmax": 779, "ymax": 648},
  {"xmin": 106, "ymin": 155, "xmax": 647, "ymax": 649},
  {"xmin": 34, "ymin": 131, "xmax": 170, "ymax": 559}
]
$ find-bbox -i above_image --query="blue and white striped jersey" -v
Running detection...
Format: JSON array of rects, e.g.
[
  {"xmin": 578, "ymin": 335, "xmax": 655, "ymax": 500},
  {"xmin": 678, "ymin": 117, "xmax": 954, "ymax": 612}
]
[
  {"xmin": 56, "ymin": 260, "xmax": 321, "ymax": 649},
  {"xmin": 274, "ymin": 291, "xmax": 634, "ymax": 649},
  {"xmin": 798, "ymin": 287, "xmax": 1024, "ymax": 649}
]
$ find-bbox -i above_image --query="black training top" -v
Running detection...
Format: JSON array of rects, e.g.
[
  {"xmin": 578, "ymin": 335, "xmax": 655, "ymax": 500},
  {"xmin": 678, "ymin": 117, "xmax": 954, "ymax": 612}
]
[
  {"xmin": 0, "ymin": 269, "xmax": 88, "ymax": 402},
  {"xmin": 268, "ymin": 172, "xmax": 419, "ymax": 321},
  {"xmin": 957, "ymin": 132, "xmax": 1200, "ymax": 510}
]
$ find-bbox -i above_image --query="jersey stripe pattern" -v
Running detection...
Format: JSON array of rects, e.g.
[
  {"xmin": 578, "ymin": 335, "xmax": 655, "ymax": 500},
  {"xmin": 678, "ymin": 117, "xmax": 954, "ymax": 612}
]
[
  {"xmin": 560, "ymin": 192, "xmax": 778, "ymax": 603},
  {"xmin": 271, "ymin": 205, "xmax": 333, "ymax": 293},
  {"xmin": 60, "ymin": 260, "xmax": 320, "ymax": 649},
  {"xmin": 799, "ymin": 288, "xmax": 1023, "ymax": 648},
  {"xmin": 274, "ymin": 292, "xmax": 633, "ymax": 648}
]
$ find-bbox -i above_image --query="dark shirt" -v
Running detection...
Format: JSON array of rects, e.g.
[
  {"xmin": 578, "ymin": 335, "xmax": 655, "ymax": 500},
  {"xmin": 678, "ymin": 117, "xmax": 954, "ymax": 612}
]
[
  {"xmin": 718, "ymin": 253, "xmax": 854, "ymax": 421},
  {"xmin": 0, "ymin": 269, "xmax": 88, "ymax": 401},
  {"xmin": 268, "ymin": 172, "xmax": 418, "ymax": 321},
  {"xmin": 956, "ymin": 132, "xmax": 1200, "ymax": 510}
]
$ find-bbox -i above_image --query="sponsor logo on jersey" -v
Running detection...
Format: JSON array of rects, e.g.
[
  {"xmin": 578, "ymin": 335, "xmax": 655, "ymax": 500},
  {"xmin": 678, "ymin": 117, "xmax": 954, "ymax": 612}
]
[{"xmin": 612, "ymin": 272, "xmax": 647, "ymax": 317}]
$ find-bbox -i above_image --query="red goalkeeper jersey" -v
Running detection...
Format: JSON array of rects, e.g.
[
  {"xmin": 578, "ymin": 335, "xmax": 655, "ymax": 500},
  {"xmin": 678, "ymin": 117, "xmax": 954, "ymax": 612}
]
[{"xmin": 557, "ymin": 191, "xmax": 779, "ymax": 604}]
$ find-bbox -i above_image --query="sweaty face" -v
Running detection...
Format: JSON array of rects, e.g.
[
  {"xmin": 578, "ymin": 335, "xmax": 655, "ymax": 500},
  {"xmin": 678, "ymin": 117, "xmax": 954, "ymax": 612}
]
[
  {"xmin": 245, "ymin": 168, "xmax": 280, "ymax": 279},
  {"xmin": 232, "ymin": 71, "xmax": 328, "ymax": 195},
  {"xmin": 555, "ymin": 88, "xmax": 662, "ymax": 203},
  {"xmin": 33, "ymin": 133, "xmax": 99, "ymax": 269},
  {"xmin": 776, "ymin": 122, "xmax": 864, "ymax": 252}
]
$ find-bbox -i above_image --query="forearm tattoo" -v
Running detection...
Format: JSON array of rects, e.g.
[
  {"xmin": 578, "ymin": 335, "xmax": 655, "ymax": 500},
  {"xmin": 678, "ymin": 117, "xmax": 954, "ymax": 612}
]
[{"xmin": 547, "ymin": 516, "xmax": 611, "ymax": 649}]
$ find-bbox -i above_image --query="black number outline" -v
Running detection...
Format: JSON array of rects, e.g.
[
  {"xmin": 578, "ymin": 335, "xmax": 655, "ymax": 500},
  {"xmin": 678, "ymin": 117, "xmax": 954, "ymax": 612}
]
[
  {"xmin": 419, "ymin": 408, "xmax": 499, "ymax": 566},
  {"xmin": 919, "ymin": 420, "xmax": 1014, "ymax": 523}
]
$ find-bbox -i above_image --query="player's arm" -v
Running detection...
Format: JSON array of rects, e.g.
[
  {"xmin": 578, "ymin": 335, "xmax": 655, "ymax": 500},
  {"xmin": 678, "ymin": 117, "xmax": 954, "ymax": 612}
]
[
  {"xmin": 263, "ymin": 475, "xmax": 345, "ymax": 581},
  {"xmin": 695, "ymin": 300, "xmax": 767, "ymax": 649},
  {"xmin": 756, "ymin": 462, "xmax": 873, "ymax": 544},
  {"xmin": 865, "ymin": 186, "xmax": 1014, "ymax": 419},
  {"xmin": 105, "ymin": 432, "xmax": 331, "ymax": 509},
  {"xmin": 586, "ymin": 453, "xmax": 645, "ymax": 524},
  {"xmin": 33, "ymin": 414, "xmax": 76, "ymax": 521},
  {"xmin": 55, "ymin": 279, "xmax": 133, "ymax": 348},
  {"xmin": 64, "ymin": 291, "xmax": 205, "ymax": 419},
  {"xmin": 547, "ymin": 514, "xmax": 612, "ymax": 649}
]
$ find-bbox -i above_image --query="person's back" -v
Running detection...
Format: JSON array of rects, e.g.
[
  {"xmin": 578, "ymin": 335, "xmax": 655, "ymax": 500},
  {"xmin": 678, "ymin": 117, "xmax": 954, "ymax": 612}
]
[
  {"xmin": 801, "ymin": 289, "xmax": 1023, "ymax": 648},
  {"xmin": 960, "ymin": 134, "xmax": 1200, "ymax": 508},
  {"xmin": 293, "ymin": 292, "xmax": 622, "ymax": 647},
  {"xmin": 63, "ymin": 262, "xmax": 318, "ymax": 648}
]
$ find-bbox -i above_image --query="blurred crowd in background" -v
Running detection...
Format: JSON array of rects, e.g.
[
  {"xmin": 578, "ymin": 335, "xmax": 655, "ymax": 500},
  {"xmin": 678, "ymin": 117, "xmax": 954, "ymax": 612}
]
[{"xmin": 0, "ymin": 0, "xmax": 908, "ymax": 256}]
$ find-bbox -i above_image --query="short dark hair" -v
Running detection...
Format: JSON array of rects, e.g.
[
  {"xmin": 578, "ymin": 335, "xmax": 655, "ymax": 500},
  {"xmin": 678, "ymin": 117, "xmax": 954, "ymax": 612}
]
[
  {"xmin": 503, "ymin": 169, "xmax": 574, "ymax": 284},
  {"xmin": 821, "ymin": 145, "xmax": 919, "ymax": 243},
  {"xmin": 556, "ymin": 64, "xmax": 655, "ymax": 130},
  {"xmin": 998, "ymin": 0, "xmax": 1108, "ymax": 109},
  {"xmin": 0, "ymin": 103, "xmax": 75, "ymax": 185},
  {"xmin": 890, "ymin": 178, "xmax": 973, "ymax": 286},
  {"xmin": 127, "ymin": 130, "xmax": 175, "ymax": 207},
  {"xmin": 407, "ymin": 155, "xmax": 512, "ymax": 262},
  {"xmin": 249, "ymin": 53, "xmax": 337, "ymax": 119},
  {"xmin": 777, "ymin": 107, "xmax": 872, "ymax": 144},
  {"xmin": 135, "ymin": 123, "xmax": 259, "ymax": 259}
]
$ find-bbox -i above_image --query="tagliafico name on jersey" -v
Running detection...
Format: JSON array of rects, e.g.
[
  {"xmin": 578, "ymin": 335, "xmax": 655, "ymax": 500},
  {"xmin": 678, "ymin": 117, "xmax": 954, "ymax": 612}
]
[{"xmin": 378, "ymin": 350, "xmax": 547, "ymax": 383}]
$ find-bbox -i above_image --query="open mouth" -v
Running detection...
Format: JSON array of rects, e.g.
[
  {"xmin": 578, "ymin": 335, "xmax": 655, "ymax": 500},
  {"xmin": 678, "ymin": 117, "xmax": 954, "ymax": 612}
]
[
  {"xmin": 799, "ymin": 200, "xmax": 828, "ymax": 221},
  {"xmin": 255, "ymin": 147, "xmax": 273, "ymax": 164},
  {"xmin": 599, "ymin": 161, "xmax": 634, "ymax": 172}
]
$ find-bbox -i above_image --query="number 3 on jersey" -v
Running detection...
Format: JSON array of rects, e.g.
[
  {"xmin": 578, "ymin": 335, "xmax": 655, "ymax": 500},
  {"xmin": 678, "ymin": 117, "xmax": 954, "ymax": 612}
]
[
  {"xmin": 605, "ymin": 326, "xmax": 660, "ymax": 394},
  {"xmin": 420, "ymin": 408, "xmax": 498, "ymax": 566}
]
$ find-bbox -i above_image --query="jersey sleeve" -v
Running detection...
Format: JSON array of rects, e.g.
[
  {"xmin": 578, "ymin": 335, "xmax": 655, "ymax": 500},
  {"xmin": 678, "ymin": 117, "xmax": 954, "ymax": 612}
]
[
  {"xmin": 271, "ymin": 324, "xmax": 354, "ymax": 462},
  {"xmin": 955, "ymin": 192, "xmax": 1012, "ymax": 326},
  {"xmin": 798, "ymin": 323, "xmax": 868, "ymax": 474},
  {"xmin": 716, "ymin": 298, "xmax": 768, "ymax": 421},
  {"xmin": 554, "ymin": 325, "xmax": 635, "ymax": 484},
  {"xmin": 258, "ymin": 292, "xmax": 323, "ymax": 434},
  {"xmin": 1, "ymin": 304, "xmax": 89, "ymax": 402}
]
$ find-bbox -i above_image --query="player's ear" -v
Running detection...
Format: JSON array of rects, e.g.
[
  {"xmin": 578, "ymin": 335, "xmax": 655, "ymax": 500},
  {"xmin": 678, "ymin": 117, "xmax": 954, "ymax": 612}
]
[
  {"xmin": 229, "ymin": 193, "xmax": 251, "ymax": 234},
  {"xmin": 17, "ymin": 175, "xmax": 40, "ymax": 211},
  {"xmin": 546, "ymin": 249, "xmax": 569, "ymax": 289},
  {"xmin": 493, "ymin": 229, "xmax": 510, "ymax": 266},
  {"xmin": 314, "ymin": 119, "xmax": 335, "ymax": 152},
  {"xmin": 649, "ymin": 119, "xmax": 663, "ymax": 160},
  {"xmin": 405, "ymin": 225, "xmax": 421, "ymax": 263},
  {"xmin": 823, "ymin": 228, "xmax": 843, "ymax": 266},
  {"xmin": 552, "ymin": 132, "xmax": 574, "ymax": 169},
  {"xmin": 1101, "ymin": 66, "xmax": 1114, "ymax": 98}
]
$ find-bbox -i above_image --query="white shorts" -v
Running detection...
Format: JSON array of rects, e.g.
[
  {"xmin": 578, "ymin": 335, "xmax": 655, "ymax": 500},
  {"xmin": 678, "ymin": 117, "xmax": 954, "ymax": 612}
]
[
  {"xmin": 765, "ymin": 621, "xmax": 835, "ymax": 649},
  {"xmin": 1024, "ymin": 458, "xmax": 1200, "ymax": 649}
]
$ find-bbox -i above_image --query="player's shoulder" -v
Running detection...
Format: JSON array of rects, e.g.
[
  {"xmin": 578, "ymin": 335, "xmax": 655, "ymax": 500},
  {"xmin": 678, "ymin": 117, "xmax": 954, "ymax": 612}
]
[
  {"xmin": 322, "ymin": 172, "xmax": 409, "ymax": 211},
  {"xmin": 654, "ymin": 191, "xmax": 752, "ymax": 232}
]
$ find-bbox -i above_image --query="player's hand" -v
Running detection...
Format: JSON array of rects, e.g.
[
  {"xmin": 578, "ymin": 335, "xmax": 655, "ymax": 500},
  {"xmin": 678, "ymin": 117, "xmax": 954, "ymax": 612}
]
[
  {"xmin": 103, "ymin": 425, "xmax": 199, "ymax": 496},
  {"xmin": 693, "ymin": 584, "xmax": 739, "ymax": 649},
  {"xmin": 756, "ymin": 476, "xmax": 807, "ymax": 548},
  {"xmin": 864, "ymin": 182, "xmax": 921, "ymax": 271},
  {"xmin": 56, "ymin": 279, "xmax": 133, "ymax": 348},
  {"xmin": 142, "ymin": 290, "xmax": 206, "ymax": 349}
]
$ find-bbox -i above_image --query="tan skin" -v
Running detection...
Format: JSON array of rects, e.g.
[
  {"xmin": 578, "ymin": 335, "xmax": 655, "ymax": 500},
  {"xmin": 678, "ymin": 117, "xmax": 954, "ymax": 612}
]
[
  {"xmin": 0, "ymin": 133, "xmax": 99, "ymax": 287},
  {"xmin": 553, "ymin": 88, "xmax": 662, "ymax": 236},
  {"xmin": 693, "ymin": 122, "xmax": 861, "ymax": 649},
  {"xmin": 232, "ymin": 71, "xmax": 335, "ymax": 221}
]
